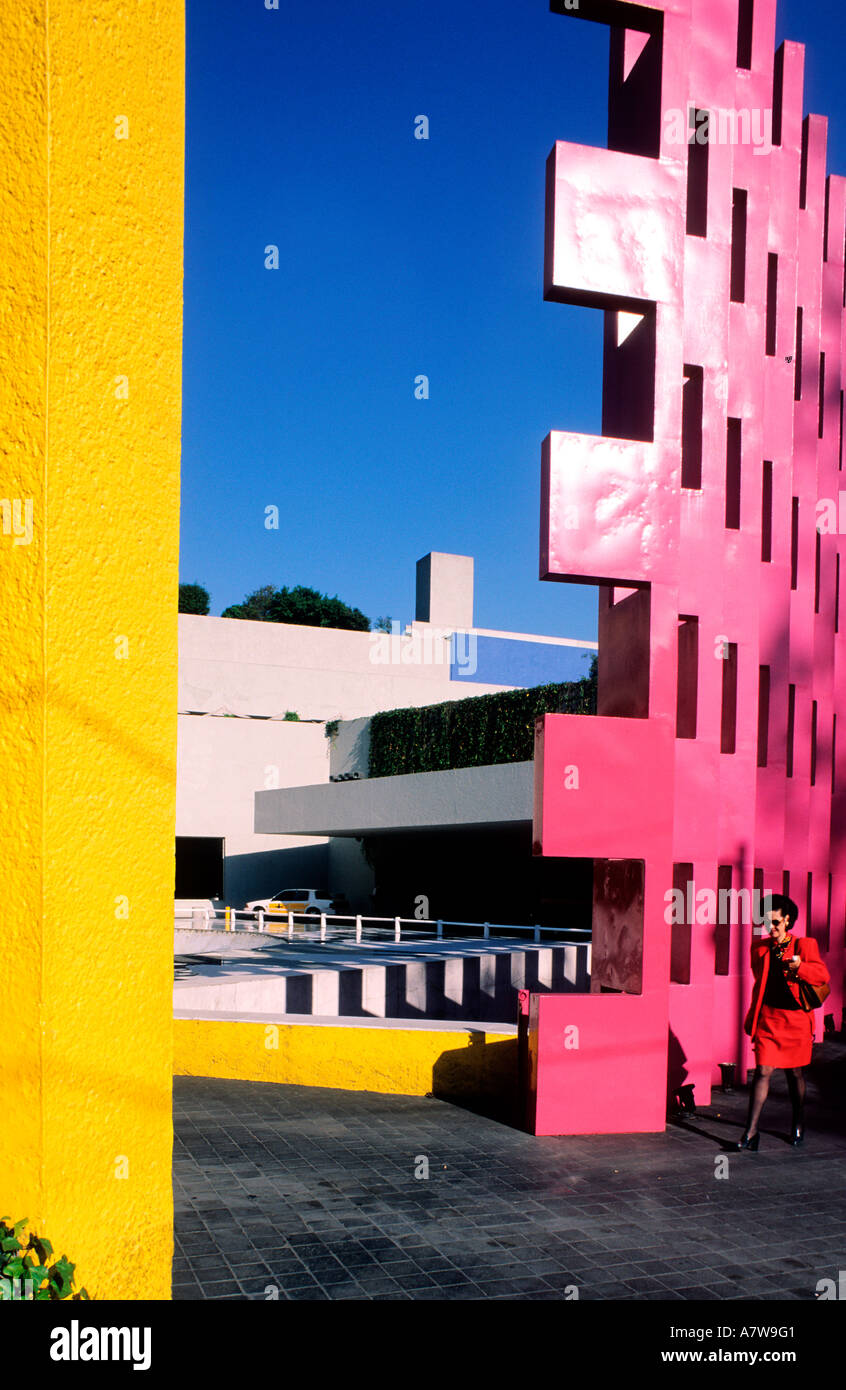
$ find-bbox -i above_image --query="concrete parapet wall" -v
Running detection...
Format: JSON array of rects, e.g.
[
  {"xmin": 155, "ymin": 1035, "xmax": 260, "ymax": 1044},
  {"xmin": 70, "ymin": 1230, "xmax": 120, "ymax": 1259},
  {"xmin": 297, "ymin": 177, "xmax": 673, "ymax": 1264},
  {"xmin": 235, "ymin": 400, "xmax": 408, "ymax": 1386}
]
[
  {"xmin": 173, "ymin": 1013, "xmax": 517, "ymax": 1101},
  {"xmin": 178, "ymin": 613, "xmax": 511, "ymax": 721}
]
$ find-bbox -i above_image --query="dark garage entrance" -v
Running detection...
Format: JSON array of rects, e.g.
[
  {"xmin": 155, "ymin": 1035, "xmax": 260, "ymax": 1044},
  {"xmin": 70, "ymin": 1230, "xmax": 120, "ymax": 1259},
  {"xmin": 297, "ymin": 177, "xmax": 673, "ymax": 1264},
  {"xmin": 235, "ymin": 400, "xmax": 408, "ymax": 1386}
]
[
  {"xmin": 362, "ymin": 825, "xmax": 592, "ymax": 929},
  {"xmin": 175, "ymin": 836, "xmax": 224, "ymax": 899}
]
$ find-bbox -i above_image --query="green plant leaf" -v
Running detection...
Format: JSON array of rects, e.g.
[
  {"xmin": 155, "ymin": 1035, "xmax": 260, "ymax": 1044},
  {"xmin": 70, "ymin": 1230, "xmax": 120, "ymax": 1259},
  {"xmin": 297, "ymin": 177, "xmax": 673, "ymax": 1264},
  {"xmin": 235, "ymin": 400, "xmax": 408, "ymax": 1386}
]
[
  {"xmin": 50, "ymin": 1256, "xmax": 74, "ymax": 1298},
  {"xmin": 29, "ymin": 1235, "xmax": 52, "ymax": 1263}
]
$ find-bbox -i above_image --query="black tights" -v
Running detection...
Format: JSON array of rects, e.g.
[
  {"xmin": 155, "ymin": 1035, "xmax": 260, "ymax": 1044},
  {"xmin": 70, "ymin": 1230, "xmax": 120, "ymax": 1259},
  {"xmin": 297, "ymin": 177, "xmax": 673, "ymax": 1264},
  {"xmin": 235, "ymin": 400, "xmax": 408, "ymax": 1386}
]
[{"xmin": 745, "ymin": 1066, "xmax": 805, "ymax": 1136}]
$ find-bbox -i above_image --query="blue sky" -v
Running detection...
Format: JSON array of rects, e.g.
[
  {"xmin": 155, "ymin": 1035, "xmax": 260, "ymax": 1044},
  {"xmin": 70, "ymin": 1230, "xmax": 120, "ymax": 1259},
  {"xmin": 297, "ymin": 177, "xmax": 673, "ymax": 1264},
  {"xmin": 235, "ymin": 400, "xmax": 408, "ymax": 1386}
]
[{"xmin": 181, "ymin": 0, "xmax": 846, "ymax": 639}]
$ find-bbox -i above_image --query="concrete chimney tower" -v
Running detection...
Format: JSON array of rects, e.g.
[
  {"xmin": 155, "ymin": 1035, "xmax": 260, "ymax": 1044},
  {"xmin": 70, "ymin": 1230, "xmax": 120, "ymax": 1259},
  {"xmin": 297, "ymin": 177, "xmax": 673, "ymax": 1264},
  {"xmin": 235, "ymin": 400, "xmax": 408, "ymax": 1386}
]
[{"xmin": 415, "ymin": 552, "xmax": 474, "ymax": 629}]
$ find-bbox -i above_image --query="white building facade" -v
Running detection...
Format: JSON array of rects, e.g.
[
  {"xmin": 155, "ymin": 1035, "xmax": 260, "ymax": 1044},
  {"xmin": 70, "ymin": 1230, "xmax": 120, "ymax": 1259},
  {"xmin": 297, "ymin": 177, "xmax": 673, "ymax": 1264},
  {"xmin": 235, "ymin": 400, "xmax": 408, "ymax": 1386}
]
[{"xmin": 176, "ymin": 553, "xmax": 596, "ymax": 909}]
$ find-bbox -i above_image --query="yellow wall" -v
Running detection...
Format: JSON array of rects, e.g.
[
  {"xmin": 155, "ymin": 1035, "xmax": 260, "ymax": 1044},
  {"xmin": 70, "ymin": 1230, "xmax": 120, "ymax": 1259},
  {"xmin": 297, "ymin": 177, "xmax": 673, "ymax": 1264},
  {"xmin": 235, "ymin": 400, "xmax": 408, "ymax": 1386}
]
[
  {"xmin": 0, "ymin": 2, "xmax": 184, "ymax": 1300},
  {"xmin": 175, "ymin": 1019, "xmax": 518, "ymax": 1102}
]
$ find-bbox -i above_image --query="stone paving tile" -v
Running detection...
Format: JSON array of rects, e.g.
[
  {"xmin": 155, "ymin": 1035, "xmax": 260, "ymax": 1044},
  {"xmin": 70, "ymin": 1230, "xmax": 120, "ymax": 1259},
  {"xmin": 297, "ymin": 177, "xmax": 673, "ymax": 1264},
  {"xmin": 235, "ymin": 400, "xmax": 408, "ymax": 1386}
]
[
  {"xmin": 346, "ymin": 1274, "xmax": 404, "ymax": 1294},
  {"xmin": 581, "ymin": 1281, "xmax": 636, "ymax": 1298},
  {"xmin": 199, "ymin": 1278, "xmax": 241, "ymax": 1297},
  {"xmin": 622, "ymin": 1276, "xmax": 675, "ymax": 1293},
  {"xmin": 173, "ymin": 1042, "xmax": 846, "ymax": 1301}
]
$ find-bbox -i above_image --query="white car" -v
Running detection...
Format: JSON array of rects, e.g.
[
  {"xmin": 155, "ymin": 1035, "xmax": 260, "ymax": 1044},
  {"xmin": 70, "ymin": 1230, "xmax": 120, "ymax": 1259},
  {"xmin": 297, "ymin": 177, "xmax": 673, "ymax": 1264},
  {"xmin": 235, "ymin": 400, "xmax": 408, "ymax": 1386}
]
[{"xmin": 244, "ymin": 888, "xmax": 337, "ymax": 917}]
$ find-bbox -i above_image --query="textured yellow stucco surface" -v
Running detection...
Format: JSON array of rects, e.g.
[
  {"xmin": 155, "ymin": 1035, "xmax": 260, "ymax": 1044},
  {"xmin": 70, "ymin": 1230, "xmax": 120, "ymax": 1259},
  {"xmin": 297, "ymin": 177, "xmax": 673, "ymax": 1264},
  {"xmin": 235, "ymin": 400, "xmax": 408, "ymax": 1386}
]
[
  {"xmin": 174, "ymin": 1019, "xmax": 518, "ymax": 1100},
  {"xmin": 0, "ymin": 2, "xmax": 184, "ymax": 1300}
]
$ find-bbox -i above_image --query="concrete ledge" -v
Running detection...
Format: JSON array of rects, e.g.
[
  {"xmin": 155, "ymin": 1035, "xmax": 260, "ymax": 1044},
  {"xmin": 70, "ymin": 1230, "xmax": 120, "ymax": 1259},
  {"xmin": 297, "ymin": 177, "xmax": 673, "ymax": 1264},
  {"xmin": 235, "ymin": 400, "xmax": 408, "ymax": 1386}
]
[
  {"xmin": 173, "ymin": 1013, "xmax": 518, "ymax": 1099},
  {"xmin": 174, "ymin": 1009, "xmax": 518, "ymax": 1032},
  {"xmin": 254, "ymin": 759, "xmax": 534, "ymax": 836}
]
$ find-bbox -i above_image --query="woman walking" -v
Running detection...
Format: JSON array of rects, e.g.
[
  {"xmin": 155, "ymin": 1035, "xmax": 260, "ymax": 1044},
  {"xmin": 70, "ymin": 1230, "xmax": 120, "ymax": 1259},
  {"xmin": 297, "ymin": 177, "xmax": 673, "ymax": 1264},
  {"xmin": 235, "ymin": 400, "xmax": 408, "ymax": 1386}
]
[{"xmin": 734, "ymin": 893, "xmax": 830, "ymax": 1150}]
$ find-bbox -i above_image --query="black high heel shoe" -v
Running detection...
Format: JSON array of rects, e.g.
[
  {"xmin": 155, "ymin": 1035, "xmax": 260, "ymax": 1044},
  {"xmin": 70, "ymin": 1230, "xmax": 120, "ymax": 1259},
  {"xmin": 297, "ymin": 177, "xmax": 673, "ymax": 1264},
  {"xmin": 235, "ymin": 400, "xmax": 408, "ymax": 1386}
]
[
  {"xmin": 790, "ymin": 1124, "xmax": 805, "ymax": 1146},
  {"xmin": 732, "ymin": 1131, "xmax": 760, "ymax": 1151}
]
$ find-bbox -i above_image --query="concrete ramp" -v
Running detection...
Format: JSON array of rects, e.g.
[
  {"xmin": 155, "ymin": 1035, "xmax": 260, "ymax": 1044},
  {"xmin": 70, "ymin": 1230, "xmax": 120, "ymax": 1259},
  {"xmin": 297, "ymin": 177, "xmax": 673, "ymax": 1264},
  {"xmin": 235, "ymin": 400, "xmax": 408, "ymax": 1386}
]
[{"xmin": 174, "ymin": 935, "xmax": 591, "ymax": 1024}]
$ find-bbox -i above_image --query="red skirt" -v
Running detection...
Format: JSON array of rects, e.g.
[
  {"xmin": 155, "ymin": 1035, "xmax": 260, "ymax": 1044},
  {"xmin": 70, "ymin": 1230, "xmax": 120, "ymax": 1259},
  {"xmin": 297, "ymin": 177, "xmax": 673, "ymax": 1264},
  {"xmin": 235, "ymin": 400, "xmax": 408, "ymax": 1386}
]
[{"xmin": 753, "ymin": 1004, "xmax": 814, "ymax": 1067}]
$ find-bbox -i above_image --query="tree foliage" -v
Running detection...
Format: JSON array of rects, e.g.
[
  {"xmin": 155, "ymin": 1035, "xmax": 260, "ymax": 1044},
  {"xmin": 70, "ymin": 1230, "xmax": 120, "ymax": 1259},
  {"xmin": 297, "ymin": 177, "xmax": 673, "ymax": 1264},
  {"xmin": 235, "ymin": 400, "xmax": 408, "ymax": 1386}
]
[
  {"xmin": 178, "ymin": 582, "xmax": 210, "ymax": 615},
  {"xmin": 221, "ymin": 584, "xmax": 370, "ymax": 631}
]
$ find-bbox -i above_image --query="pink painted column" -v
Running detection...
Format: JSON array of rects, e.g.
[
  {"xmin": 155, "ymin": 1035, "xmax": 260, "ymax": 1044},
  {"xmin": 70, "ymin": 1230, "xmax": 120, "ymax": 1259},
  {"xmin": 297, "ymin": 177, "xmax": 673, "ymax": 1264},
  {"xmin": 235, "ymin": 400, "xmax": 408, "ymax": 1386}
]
[{"xmin": 528, "ymin": 0, "xmax": 846, "ymax": 1133}]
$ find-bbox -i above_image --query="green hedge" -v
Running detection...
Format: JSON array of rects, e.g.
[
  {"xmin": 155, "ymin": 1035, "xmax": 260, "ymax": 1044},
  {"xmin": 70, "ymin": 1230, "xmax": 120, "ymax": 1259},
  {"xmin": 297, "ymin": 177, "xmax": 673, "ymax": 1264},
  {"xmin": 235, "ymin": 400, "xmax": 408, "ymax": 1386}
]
[{"xmin": 368, "ymin": 668, "xmax": 596, "ymax": 778}]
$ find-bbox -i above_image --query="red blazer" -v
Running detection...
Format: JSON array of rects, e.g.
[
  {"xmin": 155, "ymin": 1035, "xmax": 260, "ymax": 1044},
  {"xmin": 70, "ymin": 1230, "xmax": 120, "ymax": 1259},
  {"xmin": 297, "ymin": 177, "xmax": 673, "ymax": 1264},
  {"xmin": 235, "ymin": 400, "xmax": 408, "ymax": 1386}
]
[{"xmin": 744, "ymin": 934, "xmax": 830, "ymax": 1036}]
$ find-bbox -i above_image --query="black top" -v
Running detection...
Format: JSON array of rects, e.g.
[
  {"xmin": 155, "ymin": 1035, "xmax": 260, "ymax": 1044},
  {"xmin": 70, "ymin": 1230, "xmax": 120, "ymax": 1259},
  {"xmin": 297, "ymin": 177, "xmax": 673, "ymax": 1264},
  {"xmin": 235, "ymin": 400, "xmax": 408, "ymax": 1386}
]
[{"xmin": 763, "ymin": 941, "xmax": 801, "ymax": 1010}]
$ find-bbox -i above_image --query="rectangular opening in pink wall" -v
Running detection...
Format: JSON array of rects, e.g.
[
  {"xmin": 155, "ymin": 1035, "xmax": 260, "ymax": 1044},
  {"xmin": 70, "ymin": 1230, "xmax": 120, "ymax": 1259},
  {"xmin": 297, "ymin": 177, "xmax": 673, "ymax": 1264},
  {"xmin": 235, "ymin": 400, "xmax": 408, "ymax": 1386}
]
[
  {"xmin": 676, "ymin": 616, "xmax": 699, "ymax": 739},
  {"xmin": 736, "ymin": 0, "xmax": 754, "ymax": 69},
  {"xmin": 686, "ymin": 110, "xmax": 709, "ymax": 237},
  {"xmin": 730, "ymin": 190, "xmax": 748, "ymax": 302},
  {"xmin": 721, "ymin": 643, "xmax": 738, "ymax": 754},
  {"xmin": 726, "ymin": 418, "xmax": 742, "ymax": 529},
  {"xmin": 671, "ymin": 862, "xmax": 693, "ymax": 984},
  {"xmin": 682, "ymin": 365, "xmax": 703, "ymax": 488},
  {"xmin": 590, "ymin": 857, "xmax": 644, "ymax": 995}
]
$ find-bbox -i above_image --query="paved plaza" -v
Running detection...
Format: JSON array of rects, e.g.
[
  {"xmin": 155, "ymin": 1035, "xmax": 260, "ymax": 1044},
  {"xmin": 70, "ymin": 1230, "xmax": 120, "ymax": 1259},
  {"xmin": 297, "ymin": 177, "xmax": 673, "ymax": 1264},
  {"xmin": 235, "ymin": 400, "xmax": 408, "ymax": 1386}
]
[{"xmin": 172, "ymin": 1039, "xmax": 846, "ymax": 1301}]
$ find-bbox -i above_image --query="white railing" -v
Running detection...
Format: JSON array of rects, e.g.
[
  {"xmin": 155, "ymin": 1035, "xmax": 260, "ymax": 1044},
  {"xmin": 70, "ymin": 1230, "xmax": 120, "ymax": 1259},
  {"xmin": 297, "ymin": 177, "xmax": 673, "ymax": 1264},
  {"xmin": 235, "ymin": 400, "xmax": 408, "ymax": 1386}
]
[{"xmin": 175, "ymin": 906, "xmax": 589, "ymax": 945}]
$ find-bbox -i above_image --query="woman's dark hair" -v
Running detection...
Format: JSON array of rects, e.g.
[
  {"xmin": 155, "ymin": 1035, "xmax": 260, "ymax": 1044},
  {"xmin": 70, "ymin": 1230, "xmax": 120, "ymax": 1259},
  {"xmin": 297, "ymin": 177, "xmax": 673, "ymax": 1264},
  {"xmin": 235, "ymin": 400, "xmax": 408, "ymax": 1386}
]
[{"xmin": 762, "ymin": 892, "xmax": 800, "ymax": 926}]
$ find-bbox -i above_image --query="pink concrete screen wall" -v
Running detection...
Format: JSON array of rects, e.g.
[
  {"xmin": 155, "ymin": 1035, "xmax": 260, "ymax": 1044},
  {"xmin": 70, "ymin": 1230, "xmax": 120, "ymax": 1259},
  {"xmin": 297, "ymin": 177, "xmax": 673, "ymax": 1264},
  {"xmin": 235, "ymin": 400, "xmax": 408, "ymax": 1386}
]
[{"xmin": 530, "ymin": 0, "xmax": 846, "ymax": 1133}]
